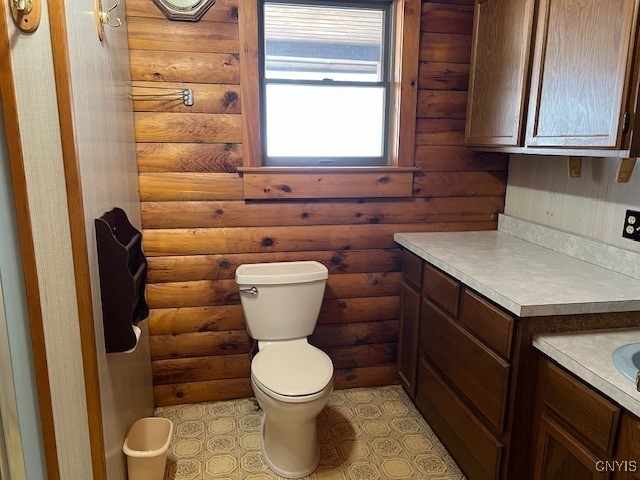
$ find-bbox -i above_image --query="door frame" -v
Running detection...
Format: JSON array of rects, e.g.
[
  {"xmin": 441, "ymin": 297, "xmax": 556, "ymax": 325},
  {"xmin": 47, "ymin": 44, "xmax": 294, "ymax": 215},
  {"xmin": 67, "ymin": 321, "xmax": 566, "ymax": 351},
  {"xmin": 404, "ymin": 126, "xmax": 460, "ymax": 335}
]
[{"xmin": 0, "ymin": 2, "xmax": 61, "ymax": 478}]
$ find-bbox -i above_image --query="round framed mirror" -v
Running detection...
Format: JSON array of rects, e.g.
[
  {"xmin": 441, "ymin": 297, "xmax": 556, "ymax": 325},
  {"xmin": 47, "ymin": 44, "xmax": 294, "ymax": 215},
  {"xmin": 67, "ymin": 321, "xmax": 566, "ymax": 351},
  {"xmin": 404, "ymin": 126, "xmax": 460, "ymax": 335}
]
[{"xmin": 151, "ymin": 0, "xmax": 216, "ymax": 21}]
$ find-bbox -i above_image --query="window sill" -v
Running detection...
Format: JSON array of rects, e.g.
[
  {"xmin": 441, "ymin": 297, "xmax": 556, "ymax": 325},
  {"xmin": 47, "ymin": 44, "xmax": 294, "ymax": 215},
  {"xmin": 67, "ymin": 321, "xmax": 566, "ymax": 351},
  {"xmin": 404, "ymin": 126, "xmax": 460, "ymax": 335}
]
[{"xmin": 238, "ymin": 166, "xmax": 420, "ymax": 199}]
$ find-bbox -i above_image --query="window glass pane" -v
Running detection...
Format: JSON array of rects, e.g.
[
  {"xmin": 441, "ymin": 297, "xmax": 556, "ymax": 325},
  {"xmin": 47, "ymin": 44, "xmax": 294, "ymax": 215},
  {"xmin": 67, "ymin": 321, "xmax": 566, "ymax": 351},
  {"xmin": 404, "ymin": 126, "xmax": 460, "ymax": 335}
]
[
  {"xmin": 264, "ymin": 3, "xmax": 385, "ymax": 82},
  {"xmin": 265, "ymin": 84, "xmax": 385, "ymax": 157}
]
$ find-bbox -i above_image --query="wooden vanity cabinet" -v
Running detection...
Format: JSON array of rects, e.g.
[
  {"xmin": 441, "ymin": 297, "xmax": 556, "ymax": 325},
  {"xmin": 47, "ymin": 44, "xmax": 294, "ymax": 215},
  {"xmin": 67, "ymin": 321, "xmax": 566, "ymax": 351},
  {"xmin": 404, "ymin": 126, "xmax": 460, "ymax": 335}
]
[
  {"xmin": 465, "ymin": 0, "xmax": 536, "ymax": 147},
  {"xmin": 397, "ymin": 250, "xmax": 422, "ymax": 399},
  {"xmin": 615, "ymin": 413, "xmax": 640, "ymax": 480},
  {"xmin": 533, "ymin": 356, "xmax": 640, "ymax": 480},
  {"xmin": 397, "ymin": 247, "xmax": 639, "ymax": 480},
  {"xmin": 465, "ymin": 0, "xmax": 640, "ymax": 157},
  {"xmin": 533, "ymin": 357, "xmax": 621, "ymax": 480}
]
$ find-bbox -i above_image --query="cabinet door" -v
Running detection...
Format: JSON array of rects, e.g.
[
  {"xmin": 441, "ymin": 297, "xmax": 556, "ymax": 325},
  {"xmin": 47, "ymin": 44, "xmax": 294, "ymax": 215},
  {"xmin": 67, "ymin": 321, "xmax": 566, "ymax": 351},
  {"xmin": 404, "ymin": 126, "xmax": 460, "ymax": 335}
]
[
  {"xmin": 534, "ymin": 414, "xmax": 610, "ymax": 480},
  {"xmin": 526, "ymin": 0, "xmax": 637, "ymax": 148},
  {"xmin": 465, "ymin": 0, "xmax": 536, "ymax": 147},
  {"xmin": 397, "ymin": 281, "xmax": 420, "ymax": 399},
  {"xmin": 614, "ymin": 413, "xmax": 640, "ymax": 480}
]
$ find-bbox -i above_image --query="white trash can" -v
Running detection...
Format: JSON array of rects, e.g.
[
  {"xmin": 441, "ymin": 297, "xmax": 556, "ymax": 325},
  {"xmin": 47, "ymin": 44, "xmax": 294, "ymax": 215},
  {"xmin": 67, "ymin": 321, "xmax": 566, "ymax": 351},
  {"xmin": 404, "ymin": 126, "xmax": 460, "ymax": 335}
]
[{"xmin": 123, "ymin": 417, "xmax": 174, "ymax": 480}]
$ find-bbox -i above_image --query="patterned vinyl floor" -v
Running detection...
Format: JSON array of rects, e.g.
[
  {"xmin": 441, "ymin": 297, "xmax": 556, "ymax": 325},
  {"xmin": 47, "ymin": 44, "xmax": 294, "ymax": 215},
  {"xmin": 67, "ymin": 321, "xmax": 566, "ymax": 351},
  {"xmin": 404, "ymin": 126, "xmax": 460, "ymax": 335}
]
[{"xmin": 154, "ymin": 385, "xmax": 466, "ymax": 480}]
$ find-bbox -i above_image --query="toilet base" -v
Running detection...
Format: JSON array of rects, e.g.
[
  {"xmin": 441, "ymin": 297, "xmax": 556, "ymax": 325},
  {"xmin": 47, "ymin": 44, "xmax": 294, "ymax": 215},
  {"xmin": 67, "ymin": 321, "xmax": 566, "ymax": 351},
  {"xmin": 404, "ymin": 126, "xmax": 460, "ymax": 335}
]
[
  {"xmin": 261, "ymin": 416, "xmax": 320, "ymax": 479},
  {"xmin": 252, "ymin": 378, "xmax": 332, "ymax": 479}
]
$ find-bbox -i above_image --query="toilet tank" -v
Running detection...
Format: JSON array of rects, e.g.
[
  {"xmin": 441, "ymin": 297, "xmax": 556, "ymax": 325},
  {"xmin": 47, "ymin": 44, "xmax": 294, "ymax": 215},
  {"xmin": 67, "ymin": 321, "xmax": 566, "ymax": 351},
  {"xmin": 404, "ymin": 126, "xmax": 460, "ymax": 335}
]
[{"xmin": 235, "ymin": 261, "xmax": 328, "ymax": 341}]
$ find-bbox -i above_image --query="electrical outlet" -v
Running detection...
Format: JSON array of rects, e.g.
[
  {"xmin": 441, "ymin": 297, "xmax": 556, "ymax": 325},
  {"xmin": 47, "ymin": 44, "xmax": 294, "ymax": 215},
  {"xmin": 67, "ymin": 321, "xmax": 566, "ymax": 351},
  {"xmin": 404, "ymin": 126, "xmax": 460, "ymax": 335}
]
[{"xmin": 623, "ymin": 209, "xmax": 640, "ymax": 242}]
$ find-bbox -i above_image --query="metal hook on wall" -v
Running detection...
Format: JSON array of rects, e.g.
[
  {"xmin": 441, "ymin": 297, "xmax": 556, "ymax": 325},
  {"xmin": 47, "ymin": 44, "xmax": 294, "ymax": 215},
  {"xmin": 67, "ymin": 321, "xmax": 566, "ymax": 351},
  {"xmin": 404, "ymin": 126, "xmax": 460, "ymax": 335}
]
[
  {"xmin": 10, "ymin": 0, "xmax": 41, "ymax": 32},
  {"xmin": 95, "ymin": 0, "xmax": 122, "ymax": 41}
]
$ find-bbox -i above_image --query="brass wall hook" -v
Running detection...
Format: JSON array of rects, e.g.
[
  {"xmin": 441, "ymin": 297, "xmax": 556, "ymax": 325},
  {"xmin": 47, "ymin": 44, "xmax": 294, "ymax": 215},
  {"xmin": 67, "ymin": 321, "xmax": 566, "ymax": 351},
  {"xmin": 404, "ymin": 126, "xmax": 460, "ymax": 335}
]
[
  {"xmin": 10, "ymin": 0, "xmax": 41, "ymax": 33},
  {"xmin": 95, "ymin": 0, "xmax": 122, "ymax": 41}
]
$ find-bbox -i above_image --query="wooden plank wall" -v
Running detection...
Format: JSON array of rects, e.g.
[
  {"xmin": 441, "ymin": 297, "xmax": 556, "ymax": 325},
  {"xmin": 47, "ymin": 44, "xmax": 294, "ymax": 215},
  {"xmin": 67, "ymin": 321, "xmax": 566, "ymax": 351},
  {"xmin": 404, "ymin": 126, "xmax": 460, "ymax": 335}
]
[{"xmin": 125, "ymin": 0, "xmax": 508, "ymax": 406}]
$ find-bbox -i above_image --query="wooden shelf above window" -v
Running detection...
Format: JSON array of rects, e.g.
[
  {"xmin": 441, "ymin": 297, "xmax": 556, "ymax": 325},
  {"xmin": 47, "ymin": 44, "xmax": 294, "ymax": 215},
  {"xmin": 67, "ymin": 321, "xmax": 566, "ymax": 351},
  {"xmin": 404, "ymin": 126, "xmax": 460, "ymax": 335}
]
[{"xmin": 238, "ymin": 166, "xmax": 419, "ymax": 199}]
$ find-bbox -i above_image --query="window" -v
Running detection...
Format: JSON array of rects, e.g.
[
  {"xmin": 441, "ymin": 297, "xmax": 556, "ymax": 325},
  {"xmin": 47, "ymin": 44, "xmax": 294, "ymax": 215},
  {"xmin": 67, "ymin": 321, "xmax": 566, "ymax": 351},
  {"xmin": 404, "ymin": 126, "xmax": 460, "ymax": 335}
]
[{"xmin": 260, "ymin": 0, "xmax": 393, "ymax": 166}]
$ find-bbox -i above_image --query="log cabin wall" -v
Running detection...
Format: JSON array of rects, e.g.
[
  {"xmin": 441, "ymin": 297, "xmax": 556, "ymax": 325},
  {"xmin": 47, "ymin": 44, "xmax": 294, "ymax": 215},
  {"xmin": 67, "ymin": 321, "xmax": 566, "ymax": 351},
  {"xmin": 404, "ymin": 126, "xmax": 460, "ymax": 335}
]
[{"xmin": 125, "ymin": 0, "xmax": 508, "ymax": 406}]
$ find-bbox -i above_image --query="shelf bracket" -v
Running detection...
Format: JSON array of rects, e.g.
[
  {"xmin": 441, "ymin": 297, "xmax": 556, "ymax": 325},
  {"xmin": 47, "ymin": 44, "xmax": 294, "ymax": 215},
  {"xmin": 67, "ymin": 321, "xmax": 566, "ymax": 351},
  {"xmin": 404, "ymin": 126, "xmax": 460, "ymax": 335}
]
[
  {"xmin": 567, "ymin": 157, "xmax": 582, "ymax": 179},
  {"xmin": 617, "ymin": 158, "xmax": 637, "ymax": 183}
]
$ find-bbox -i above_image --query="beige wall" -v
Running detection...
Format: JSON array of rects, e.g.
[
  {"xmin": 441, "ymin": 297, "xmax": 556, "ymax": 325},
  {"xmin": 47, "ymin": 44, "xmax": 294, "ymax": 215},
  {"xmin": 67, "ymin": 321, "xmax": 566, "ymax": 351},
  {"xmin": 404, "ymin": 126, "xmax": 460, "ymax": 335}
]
[
  {"xmin": 4, "ymin": 0, "xmax": 153, "ymax": 478},
  {"xmin": 63, "ymin": 2, "xmax": 154, "ymax": 479},
  {"xmin": 505, "ymin": 155, "xmax": 640, "ymax": 252},
  {"xmin": 4, "ymin": 1, "xmax": 94, "ymax": 478}
]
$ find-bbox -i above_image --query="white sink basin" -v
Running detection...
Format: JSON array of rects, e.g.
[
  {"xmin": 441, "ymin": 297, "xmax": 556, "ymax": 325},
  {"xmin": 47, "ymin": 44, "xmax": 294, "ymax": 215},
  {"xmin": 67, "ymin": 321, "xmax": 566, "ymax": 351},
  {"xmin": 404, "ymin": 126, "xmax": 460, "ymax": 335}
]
[{"xmin": 613, "ymin": 343, "xmax": 640, "ymax": 383}]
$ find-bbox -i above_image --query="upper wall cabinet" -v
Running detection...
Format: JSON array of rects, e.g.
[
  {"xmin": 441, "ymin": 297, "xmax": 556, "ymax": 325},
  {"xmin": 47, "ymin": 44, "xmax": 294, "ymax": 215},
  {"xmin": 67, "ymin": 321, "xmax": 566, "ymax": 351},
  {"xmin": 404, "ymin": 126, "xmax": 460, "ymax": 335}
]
[
  {"xmin": 526, "ymin": 0, "xmax": 636, "ymax": 149},
  {"xmin": 465, "ymin": 0, "xmax": 536, "ymax": 147},
  {"xmin": 466, "ymin": 0, "xmax": 640, "ymax": 158}
]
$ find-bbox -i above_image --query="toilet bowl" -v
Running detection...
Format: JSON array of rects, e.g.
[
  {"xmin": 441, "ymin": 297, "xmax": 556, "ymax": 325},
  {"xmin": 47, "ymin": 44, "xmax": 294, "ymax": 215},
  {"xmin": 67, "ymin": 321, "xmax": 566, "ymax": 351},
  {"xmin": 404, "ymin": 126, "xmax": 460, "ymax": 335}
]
[{"xmin": 235, "ymin": 261, "xmax": 333, "ymax": 479}]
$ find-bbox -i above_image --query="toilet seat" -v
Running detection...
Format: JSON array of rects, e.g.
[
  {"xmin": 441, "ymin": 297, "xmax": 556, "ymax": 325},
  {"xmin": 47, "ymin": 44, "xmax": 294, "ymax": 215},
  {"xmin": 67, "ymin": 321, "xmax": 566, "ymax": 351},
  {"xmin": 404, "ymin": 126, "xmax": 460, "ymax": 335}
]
[{"xmin": 252, "ymin": 341, "xmax": 333, "ymax": 400}]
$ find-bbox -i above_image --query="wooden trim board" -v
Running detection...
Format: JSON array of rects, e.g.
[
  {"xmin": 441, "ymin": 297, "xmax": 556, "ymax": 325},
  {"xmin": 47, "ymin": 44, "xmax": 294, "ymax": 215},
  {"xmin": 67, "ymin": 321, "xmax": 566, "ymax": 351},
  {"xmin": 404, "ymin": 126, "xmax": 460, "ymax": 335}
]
[
  {"xmin": 0, "ymin": 4, "xmax": 60, "ymax": 479},
  {"xmin": 46, "ymin": 1, "xmax": 107, "ymax": 479}
]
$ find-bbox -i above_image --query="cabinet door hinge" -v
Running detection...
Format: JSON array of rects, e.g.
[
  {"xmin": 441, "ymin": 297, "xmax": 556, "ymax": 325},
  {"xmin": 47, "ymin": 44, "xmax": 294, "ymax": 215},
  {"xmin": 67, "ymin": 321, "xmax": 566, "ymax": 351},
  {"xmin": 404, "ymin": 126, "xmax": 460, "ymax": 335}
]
[{"xmin": 623, "ymin": 111, "xmax": 631, "ymax": 134}]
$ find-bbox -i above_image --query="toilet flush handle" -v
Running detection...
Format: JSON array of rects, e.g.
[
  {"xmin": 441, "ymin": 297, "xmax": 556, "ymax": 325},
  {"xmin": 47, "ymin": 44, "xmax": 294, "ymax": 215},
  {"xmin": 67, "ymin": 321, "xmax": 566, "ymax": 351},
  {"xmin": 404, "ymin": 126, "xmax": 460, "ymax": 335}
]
[{"xmin": 239, "ymin": 287, "xmax": 259, "ymax": 295}]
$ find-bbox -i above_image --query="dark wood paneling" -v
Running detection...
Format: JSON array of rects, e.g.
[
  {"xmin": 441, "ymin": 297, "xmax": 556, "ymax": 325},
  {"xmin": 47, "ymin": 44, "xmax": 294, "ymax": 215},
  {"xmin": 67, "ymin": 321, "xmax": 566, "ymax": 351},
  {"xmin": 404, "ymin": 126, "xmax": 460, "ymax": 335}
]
[
  {"xmin": 145, "ymin": 249, "xmax": 401, "ymax": 282},
  {"xmin": 146, "ymin": 273, "xmax": 401, "ymax": 308},
  {"xmin": 419, "ymin": 62, "xmax": 469, "ymax": 91},
  {"xmin": 154, "ymin": 377, "xmax": 253, "ymax": 406},
  {"xmin": 127, "ymin": 17, "xmax": 239, "ymax": 54},
  {"xmin": 142, "ymin": 223, "xmax": 496, "ymax": 256},
  {"xmin": 139, "ymin": 173, "xmax": 244, "ymax": 201},
  {"xmin": 127, "ymin": 0, "xmax": 508, "ymax": 404},
  {"xmin": 420, "ymin": 33, "xmax": 471, "ymax": 64},
  {"xmin": 141, "ymin": 198, "xmax": 502, "ymax": 229},
  {"xmin": 129, "ymin": 50, "xmax": 240, "ymax": 84},
  {"xmin": 415, "ymin": 146, "xmax": 507, "ymax": 171},
  {"xmin": 134, "ymin": 112, "xmax": 242, "ymax": 143},
  {"xmin": 413, "ymin": 171, "xmax": 508, "ymax": 197},
  {"xmin": 421, "ymin": 3, "xmax": 474, "ymax": 34},
  {"xmin": 136, "ymin": 143, "xmax": 242, "ymax": 173},
  {"xmin": 415, "ymin": 118, "xmax": 466, "ymax": 145},
  {"xmin": 242, "ymin": 171, "xmax": 414, "ymax": 199},
  {"xmin": 132, "ymin": 83, "xmax": 240, "ymax": 115},
  {"xmin": 417, "ymin": 90, "xmax": 468, "ymax": 119}
]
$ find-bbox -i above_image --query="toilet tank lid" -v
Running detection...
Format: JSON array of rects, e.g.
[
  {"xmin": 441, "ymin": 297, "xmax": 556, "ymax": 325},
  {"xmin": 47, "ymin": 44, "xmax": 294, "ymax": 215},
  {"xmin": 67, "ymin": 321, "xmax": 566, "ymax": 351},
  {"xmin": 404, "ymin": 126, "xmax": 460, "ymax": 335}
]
[{"xmin": 235, "ymin": 261, "xmax": 328, "ymax": 285}]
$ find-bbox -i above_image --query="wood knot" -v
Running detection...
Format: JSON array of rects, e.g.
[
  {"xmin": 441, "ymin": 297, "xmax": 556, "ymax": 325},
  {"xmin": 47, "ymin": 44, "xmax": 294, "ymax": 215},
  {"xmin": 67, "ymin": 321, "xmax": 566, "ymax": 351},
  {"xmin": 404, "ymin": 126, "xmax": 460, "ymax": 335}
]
[
  {"xmin": 377, "ymin": 176, "xmax": 391, "ymax": 185},
  {"xmin": 261, "ymin": 237, "xmax": 274, "ymax": 247},
  {"xmin": 219, "ymin": 260, "xmax": 229, "ymax": 269},
  {"xmin": 300, "ymin": 212, "xmax": 309, "ymax": 219},
  {"xmin": 224, "ymin": 91, "xmax": 238, "ymax": 104},
  {"xmin": 277, "ymin": 184, "xmax": 292, "ymax": 193}
]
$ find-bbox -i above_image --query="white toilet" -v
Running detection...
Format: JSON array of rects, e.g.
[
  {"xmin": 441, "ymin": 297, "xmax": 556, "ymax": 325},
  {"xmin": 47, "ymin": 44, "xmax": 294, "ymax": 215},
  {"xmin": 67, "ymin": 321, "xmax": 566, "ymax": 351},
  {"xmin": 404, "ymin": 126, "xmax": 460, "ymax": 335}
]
[{"xmin": 235, "ymin": 261, "xmax": 334, "ymax": 479}]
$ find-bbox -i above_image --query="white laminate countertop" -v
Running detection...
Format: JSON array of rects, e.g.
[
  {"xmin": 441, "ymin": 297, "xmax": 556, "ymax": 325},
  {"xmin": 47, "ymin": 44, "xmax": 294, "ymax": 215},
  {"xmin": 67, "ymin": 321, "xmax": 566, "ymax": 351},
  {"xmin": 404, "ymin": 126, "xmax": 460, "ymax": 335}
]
[
  {"xmin": 394, "ymin": 231, "xmax": 640, "ymax": 317},
  {"xmin": 534, "ymin": 329, "xmax": 640, "ymax": 417}
]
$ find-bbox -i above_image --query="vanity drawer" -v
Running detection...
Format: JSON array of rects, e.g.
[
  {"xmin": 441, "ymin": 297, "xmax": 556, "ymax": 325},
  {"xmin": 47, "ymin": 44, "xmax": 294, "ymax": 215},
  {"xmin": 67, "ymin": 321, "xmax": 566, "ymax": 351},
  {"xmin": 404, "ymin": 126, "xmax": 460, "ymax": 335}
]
[
  {"xmin": 401, "ymin": 249, "xmax": 423, "ymax": 290},
  {"xmin": 540, "ymin": 359, "xmax": 620, "ymax": 456},
  {"xmin": 416, "ymin": 356, "xmax": 503, "ymax": 480},
  {"xmin": 422, "ymin": 264, "xmax": 460, "ymax": 317},
  {"xmin": 460, "ymin": 289, "xmax": 514, "ymax": 359},
  {"xmin": 421, "ymin": 299, "xmax": 510, "ymax": 432}
]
